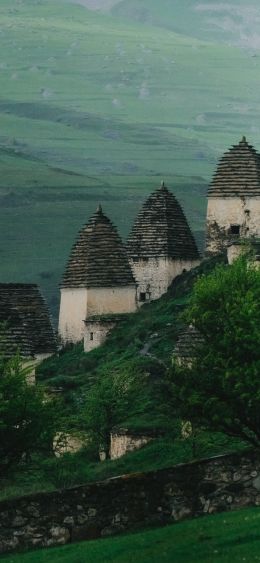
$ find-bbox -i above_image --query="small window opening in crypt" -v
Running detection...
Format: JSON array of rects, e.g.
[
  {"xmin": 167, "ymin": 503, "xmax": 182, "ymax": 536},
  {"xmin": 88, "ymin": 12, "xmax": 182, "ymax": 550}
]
[{"xmin": 230, "ymin": 224, "xmax": 240, "ymax": 235}]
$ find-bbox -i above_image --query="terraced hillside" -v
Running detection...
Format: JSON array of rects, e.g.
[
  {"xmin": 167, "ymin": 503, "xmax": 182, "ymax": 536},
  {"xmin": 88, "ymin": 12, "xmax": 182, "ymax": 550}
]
[{"xmin": 1, "ymin": 0, "xmax": 260, "ymax": 316}]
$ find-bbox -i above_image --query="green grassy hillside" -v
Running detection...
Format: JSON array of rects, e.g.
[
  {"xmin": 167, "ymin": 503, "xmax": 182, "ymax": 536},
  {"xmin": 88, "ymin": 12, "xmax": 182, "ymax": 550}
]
[
  {"xmin": 1, "ymin": 506, "xmax": 260, "ymax": 562},
  {"xmin": 1, "ymin": 256, "xmax": 245, "ymax": 500},
  {"xmin": 1, "ymin": 0, "xmax": 260, "ymax": 316},
  {"xmin": 38, "ymin": 258, "xmax": 224, "ymax": 403}
]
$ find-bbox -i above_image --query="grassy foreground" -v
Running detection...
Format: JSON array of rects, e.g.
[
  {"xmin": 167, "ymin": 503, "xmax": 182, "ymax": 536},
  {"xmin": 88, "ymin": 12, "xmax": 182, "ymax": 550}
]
[{"xmin": 1, "ymin": 507, "xmax": 260, "ymax": 562}]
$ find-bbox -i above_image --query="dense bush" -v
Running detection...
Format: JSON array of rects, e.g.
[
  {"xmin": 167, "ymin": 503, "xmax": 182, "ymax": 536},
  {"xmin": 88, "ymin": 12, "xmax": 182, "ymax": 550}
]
[
  {"xmin": 173, "ymin": 257, "xmax": 260, "ymax": 446},
  {"xmin": 0, "ymin": 355, "xmax": 60, "ymax": 477}
]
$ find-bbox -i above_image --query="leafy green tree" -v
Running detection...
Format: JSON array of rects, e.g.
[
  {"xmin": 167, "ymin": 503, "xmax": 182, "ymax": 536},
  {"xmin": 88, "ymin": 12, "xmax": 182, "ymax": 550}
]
[
  {"xmin": 0, "ymin": 354, "xmax": 59, "ymax": 476},
  {"xmin": 83, "ymin": 365, "xmax": 147, "ymax": 459},
  {"xmin": 172, "ymin": 257, "xmax": 260, "ymax": 447}
]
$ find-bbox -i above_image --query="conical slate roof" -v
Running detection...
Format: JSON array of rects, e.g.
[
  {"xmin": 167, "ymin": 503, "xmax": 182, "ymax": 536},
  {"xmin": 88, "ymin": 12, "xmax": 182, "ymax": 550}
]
[
  {"xmin": 62, "ymin": 206, "xmax": 136, "ymax": 288},
  {"xmin": 208, "ymin": 136, "xmax": 260, "ymax": 197},
  {"xmin": 0, "ymin": 284, "xmax": 56, "ymax": 358},
  {"xmin": 127, "ymin": 183, "xmax": 199, "ymax": 260},
  {"xmin": 173, "ymin": 325, "xmax": 204, "ymax": 361}
]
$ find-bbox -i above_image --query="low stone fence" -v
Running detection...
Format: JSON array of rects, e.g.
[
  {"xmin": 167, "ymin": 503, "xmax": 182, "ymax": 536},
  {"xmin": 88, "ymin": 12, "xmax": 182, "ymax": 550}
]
[{"xmin": 1, "ymin": 449, "xmax": 260, "ymax": 554}]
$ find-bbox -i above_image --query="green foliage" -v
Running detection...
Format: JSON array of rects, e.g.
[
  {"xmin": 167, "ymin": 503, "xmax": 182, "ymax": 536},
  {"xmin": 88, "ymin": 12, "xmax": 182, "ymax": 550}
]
[
  {"xmin": 1, "ymin": 428, "xmax": 244, "ymax": 499},
  {"xmin": 41, "ymin": 430, "xmax": 243, "ymax": 491},
  {"xmin": 82, "ymin": 365, "xmax": 148, "ymax": 457},
  {"xmin": 173, "ymin": 257, "xmax": 260, "ymax": 446},
  {"xmin": 37, "ymin": 258, "xmax": 225, "ymax": 438},
  {"xmin": 0, "ymin": 456, "xmax": 55, "ymax": 501},
  {"xmin": 0, "ymin": 355, "xmax": 59, "ymax": 476}
]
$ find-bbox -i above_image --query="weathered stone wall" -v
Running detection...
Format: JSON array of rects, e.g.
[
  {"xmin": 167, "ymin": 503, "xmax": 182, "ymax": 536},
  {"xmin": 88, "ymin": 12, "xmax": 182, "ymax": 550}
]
[
  {"xmin": 206, "ymin": 197, "xmax": 260, "ymax": 254},
  {"xmin": 53, "ymin": 433, "xmax": 86, "ymax": 458},
  {"xmin": 227, "ymin": 243, "xmax": 244, "ymax": 265},
  {"xmin": 227, "ymin": 243, "xmax": 260, "ymax": 266},
  {"xmin": 130, "ymin": 257, "xmax": 200, "ymax": 302},
  {"xmin": 84, "ymin": 320, "xmax": 116, "ymax": 352},
  {"xmin": 23, "ymin": 354, "xmax": 54, "ymax": 386},
  {"xmin": 110, "ymin": 430, "xmax": 153, "ymax": 460},
  {"xmin": 1, "ymin": 450, "xmax": 260, "ymax": 555}
]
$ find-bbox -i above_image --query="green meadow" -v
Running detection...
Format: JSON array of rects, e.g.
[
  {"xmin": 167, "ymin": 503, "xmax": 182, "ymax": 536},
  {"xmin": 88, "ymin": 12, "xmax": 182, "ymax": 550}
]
[{"xmin": 1, "ymin": 0, "xmax": 260, "ymax": 315}]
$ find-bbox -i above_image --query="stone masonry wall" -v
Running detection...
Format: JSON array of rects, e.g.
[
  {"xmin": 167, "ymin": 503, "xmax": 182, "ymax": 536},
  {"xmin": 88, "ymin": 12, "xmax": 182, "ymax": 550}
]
[
  {"xmin": 110, "ymin": 431, "xmax": 153, "ymax": 460},
  {"xmin": 130, "ymin": 257, "xmax": 200, "ymax": 302},
  {"xmin": 1, "ymin": 450, "xmax": 260, "ymax": 555},
  {"xmin": 84, "ymin": 321, "xmax": 116, "ymax": 353},
  {"xmin": 206, "ymin": 197, "xmax": 260, "ymax": 254}
]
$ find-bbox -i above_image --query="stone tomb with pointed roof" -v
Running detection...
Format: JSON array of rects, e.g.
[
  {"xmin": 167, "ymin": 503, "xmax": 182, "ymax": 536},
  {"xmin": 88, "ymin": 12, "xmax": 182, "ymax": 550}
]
[
  {"xmin": 0, "ymin": 284, "xmax": 56, "ymax": 382},
  {"xmin": 206, "ymin": 137, "xmax": 260, "ymax": 254},
  {"xmin": 173, "ymin": 325, "xmax": 204, "ymax": 368},
  {"xmin": 126, "ymin": 183, "xmax": 200, "ymax": 302},
  {"xmin": 59, "ymin": 206, "xmax": 137, "ymax": 345}
]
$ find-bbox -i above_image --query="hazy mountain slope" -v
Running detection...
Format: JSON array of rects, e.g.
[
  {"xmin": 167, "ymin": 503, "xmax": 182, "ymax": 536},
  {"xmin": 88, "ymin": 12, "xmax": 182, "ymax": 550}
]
[
  {"xmin": 112, "ymin": 0, "xmax": 260, "ymax": 49},
  {"xmin": 71, "ymin": 0, "xmax": 120, "ymax": 10},
  {"xmin": 1, "ymin": 0, "xmax": 260, "ymax": 316}
]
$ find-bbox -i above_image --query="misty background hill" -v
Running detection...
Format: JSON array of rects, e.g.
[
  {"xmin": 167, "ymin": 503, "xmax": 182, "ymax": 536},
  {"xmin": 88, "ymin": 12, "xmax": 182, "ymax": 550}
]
[
  {"xmin": 79, "ymin": 0, "xmax": 260, "ymax": 49},
  {"xmin": 1, "ymin": 0, "xmax": 260, "ymax": 319}
]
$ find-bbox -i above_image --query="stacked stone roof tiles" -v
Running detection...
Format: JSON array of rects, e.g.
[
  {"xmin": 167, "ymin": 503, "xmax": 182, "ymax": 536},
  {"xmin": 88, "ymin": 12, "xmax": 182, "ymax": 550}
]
[
  {"xmin": 62, "ymin": 206, "xmax": 136, "ymax": 288},
  {"xmin": 0, "ymin": 284, "xmax": 56, "ymax": 358},
  {"xmin": 173, "ymin": 325, "xmax": 204, "ymax": 360},
  {"xmin": 127, "ymin": 183, "xmax": 200, "ymax": 260},
  {"xmin": 208, "ymin": 136, "xmax": 260, "ymax": 198}
]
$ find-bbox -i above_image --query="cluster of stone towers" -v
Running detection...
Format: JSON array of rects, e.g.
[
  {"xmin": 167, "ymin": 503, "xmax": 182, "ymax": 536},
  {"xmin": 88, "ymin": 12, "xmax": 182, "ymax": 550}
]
[
  {"xmin": 58, "ymin": 182, "xmax": 200, "ymax": 350},
  {"xmin": 58, "ymin": 136, "xmax": 260, "ymax": 351}
]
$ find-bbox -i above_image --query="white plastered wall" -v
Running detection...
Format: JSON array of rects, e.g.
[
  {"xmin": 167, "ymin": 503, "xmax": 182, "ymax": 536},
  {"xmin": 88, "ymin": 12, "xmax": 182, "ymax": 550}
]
[
  {"xmin": 58, "ymin": 288, "xmax": 88, "ymax": 344},
  {"xmin": 206, "ymin": 197, "xmax": 260, "ymax": 254},
  {"xmin": 86, "ymin": 286, "xmax": 137, "ymax": 316},
  {"xmin": 59, "ymin": 286, "xmax": 137, "ymax": 345},
  {"xmin": 130, "ymin": 257, "xmax": 200, "ymax": 302}
]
